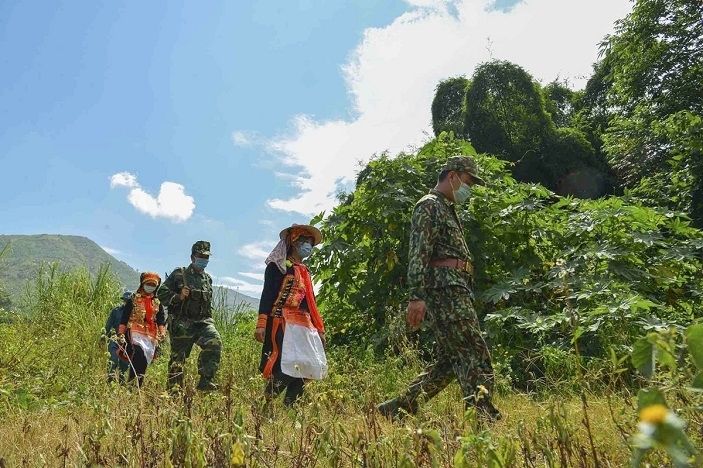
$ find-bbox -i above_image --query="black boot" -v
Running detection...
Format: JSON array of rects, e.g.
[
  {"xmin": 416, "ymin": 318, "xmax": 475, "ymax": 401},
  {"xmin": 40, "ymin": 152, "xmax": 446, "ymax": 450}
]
[
  {"xmin": 196, "ymin": 377, "xmax": 218, "ymax": 392},
  {"xmin": 475, "ymin": 399, "xmax": 502, "ymax": 422}
]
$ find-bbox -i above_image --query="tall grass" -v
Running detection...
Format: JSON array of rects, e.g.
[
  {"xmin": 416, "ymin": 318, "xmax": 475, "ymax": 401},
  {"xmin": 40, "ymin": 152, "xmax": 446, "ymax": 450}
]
[{"xmin": 0, "ymin": 264, "xmax": 698, "ymax": 466}]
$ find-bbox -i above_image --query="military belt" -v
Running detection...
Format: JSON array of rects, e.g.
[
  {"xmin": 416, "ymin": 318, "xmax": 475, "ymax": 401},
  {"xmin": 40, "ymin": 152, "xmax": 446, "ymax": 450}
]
[{"xmin": 430, "ymin": 258, "xmax": 474, "ymax": 276}]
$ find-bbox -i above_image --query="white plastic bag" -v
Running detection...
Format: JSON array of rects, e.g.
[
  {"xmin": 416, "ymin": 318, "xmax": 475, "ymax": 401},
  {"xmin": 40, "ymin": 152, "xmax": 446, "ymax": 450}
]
[
  {"xmin": 280, "ymin": 322, "xmax": 328, "ymax": 380},
  {"xmin": 130, "ymin": 331, "xmax": 157, "ymax": 364}
]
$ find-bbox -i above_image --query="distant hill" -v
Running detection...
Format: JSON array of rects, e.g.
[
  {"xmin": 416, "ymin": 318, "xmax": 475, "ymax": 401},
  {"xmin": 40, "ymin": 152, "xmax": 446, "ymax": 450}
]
[
  {"xmin": 0, "ymin": 235, "xmax": 140, "ymax": 306},
  {"xmin": 212, "ymin": 285, "xmax": 259, "ymax": 312},
  {"xmin": 0, "ymin": 235, "xmax": 259, "ymax": 311}
]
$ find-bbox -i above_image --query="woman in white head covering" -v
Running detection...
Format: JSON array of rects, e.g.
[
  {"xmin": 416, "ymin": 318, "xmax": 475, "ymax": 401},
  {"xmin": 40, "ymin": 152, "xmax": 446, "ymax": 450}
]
[{"xmin": 255, "ymin": 224, "xmax": 326, "ymax": 406}]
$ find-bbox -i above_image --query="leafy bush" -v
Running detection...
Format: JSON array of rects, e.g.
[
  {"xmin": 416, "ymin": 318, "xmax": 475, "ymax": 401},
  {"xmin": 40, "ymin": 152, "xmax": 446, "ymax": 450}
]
[{"xmin": 311, "ymin": 133, "xmax": 703, "ymax": 388}]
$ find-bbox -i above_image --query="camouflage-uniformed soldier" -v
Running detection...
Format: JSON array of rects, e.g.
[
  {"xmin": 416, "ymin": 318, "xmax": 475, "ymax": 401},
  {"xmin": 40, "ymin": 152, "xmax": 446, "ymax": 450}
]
[
  {"xmin": 158, "ymin": 241, "xmax": 221, "ymax": 391},
  {"xmin": 378, "ymin": 156, "xmax": 501, "ymax": 421}
]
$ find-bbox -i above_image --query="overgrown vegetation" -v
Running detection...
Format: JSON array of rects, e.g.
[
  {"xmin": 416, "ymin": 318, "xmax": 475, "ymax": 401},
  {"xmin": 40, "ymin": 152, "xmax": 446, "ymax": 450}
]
[
  {"xmin": 2, "ymin": 1, "xmax": 702, "ymax": 465},
  {"xmin": 1, "ymin": 266, "xmax": 700, "ymax": 466}
]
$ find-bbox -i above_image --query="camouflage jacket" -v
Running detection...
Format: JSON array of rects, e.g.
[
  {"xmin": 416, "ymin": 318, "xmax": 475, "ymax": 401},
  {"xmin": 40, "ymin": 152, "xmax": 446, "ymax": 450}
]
[
  {"xmin": 157, "ymin": 265, "xmax": 213, "ymax": 321},
  {"xmin": 407, "ymin": 189, "xmax": 473, "ymax": 301}
]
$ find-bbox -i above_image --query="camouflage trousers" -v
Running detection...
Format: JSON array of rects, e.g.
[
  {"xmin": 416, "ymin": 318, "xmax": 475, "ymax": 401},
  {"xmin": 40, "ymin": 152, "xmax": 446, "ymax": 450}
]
[
  {"xmin": 398, "ymin": 286, "xmax": 495, "ymax": 409},
  {"xmin": 167, "ymin": 317, "xmax": 222, "ymax": 388}
]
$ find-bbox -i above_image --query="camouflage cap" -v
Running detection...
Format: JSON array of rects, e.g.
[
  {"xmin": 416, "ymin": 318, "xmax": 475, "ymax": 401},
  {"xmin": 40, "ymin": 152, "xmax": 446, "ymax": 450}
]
[
  {"xmin": 442, "ymin": 155, "xmax": 485, "ymax": 185},
  {"xmin": 191, "ymin": 240, "xmax": 211, "ymax": 256}
]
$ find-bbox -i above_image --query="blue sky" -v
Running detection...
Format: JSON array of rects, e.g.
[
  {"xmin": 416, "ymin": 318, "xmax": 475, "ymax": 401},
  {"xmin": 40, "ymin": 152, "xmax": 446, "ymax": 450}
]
[{"xmin": 0, "ymin": 0, "xmax": 629, "ymax": 297}]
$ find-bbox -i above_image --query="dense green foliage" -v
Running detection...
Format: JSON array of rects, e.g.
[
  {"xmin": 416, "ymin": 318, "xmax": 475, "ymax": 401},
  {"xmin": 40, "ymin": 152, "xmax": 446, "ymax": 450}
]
[
  {"xmin": 429, "ymin": 61, "xmax": 616, "ymax": 197},
  {"xmin": 542, "ymin": 80, "xmax": 577, "ymax": 129},
  {"xmin": 429, "ymin": 1, "xmax": 703, "ymax": 212},
  {"xmin": 312, "ymin": 133, "xmax": 703, "ymax": 387},
  {"xmin": 464, "ymin": 61, "xmax": 552, "ymax": 164},
  {"xmin": 600, "ymin": 0, "xmax": 703, "ymax": 226},
  {"xmin": 431, "ymin": 77, "xmax": 469, "ymax": 137}
]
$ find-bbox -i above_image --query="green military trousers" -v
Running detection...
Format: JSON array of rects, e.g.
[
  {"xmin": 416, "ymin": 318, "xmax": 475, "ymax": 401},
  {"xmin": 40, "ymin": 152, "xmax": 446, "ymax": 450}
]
[
  {"xmin": 167, "ymin": 317, "xmax": 222, "ymax": 388},
  {"xmin": 400, "ymin": 286, "xmax": 495, "ymax": 409}
]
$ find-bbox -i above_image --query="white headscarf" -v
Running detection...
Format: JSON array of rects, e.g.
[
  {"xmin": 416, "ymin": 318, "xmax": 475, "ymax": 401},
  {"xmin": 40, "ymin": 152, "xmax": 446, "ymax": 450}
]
[{"xmin": 265, "ymin": 239, "xmax": 288, "ymax": 274}]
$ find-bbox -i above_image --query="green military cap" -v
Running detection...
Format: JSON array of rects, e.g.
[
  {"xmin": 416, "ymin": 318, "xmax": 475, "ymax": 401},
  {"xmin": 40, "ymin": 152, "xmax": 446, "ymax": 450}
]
[
  {"xmin": 442, "ymin": 155, "xmax": 486, "ymax": 185},
  {"xmin": 191, "ymin": 240, "xmax": 211, "ymax": 256}
]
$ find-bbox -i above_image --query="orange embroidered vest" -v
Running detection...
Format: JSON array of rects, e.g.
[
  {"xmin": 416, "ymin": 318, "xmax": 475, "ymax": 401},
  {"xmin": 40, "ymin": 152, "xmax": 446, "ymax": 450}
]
[{"xmin": 127, "ymin": 293, "xmax": 160, "ymax": 339}]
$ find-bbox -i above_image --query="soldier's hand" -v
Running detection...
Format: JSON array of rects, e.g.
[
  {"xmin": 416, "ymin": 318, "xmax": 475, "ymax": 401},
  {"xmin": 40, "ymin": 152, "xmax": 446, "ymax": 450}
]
[
  {"xmin": 406, "ymin": 300, "xmax": 426, "ymax": 331},
  {"xmin": 254, "ymin": 327, "xmax": 265, "ymax": 343},
  {"xmin": 179, "ymin": 286, "xmax": 190, "ymax": 301}
]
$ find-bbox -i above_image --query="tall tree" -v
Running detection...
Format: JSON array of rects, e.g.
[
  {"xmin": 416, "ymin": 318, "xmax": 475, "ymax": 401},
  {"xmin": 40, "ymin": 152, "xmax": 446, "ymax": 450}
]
[
  {"xmin": 464, "ymin": 61, "xmax": 553, "ymax": 162},
  {"xmin": 543, "ymin": 80, "xmax": 577, "ymax": 128},
  {"xmin": 601, "ymin": 0, "xmax": 703, "ymax": 225},
  {"xmin": 431, "ymin": 77, "xmax": 470, "ymax": 137}
]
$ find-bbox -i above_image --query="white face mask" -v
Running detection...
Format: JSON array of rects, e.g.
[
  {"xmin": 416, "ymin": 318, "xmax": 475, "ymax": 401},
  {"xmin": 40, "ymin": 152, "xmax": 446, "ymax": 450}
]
[{"xmin": 143, "ymin": 285, "xmax": 157, "ymax": 294}]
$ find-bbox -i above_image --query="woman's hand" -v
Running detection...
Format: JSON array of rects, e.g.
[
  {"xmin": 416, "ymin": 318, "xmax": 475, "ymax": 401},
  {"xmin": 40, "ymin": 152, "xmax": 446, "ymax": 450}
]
[
  {"xmin": 254, "ymin": 327, "xmax": 265, "ymax": 343},
  {"xmin": 319, "ymin": 332, "xmax": 326, "ymax": 348}
]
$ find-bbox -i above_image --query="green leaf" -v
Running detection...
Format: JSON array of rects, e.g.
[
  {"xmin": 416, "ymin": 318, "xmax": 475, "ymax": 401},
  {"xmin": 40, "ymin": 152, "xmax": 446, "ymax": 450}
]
[
  {"xmin": 685, "ymin": 324, "xmax": 703, "ymax": 370},
  {"xmin": 453, "ymin": 449, "xmax": 466, "ymax": 468},
  {"xmin": 637, "ymin": 388, "xmax": 666, "ymax": 411},
  {"xmin": 692, "ymin": 371, "xmax": 703, "ymax": 390},
  {"xmin": 309, "ymin": 211, "xmax": 326, "ymax": 227},
  {"xmin": 632, "ymin": 337, "xmax": 655, "ymax": 378}
]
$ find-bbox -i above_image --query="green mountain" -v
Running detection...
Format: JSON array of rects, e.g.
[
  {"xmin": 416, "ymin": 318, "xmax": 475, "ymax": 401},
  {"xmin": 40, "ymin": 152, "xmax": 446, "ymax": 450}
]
[
  {"xmin": 0, "ymin": 235, "xmax": 140, "ymax": 307},
  {"xmin": 0, "ymin": 235, "xmax": 259, "ymax": 311}
]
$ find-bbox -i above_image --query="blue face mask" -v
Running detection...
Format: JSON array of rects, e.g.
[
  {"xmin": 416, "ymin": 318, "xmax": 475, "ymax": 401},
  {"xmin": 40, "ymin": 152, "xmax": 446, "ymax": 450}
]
[
  {"xmin": 296, "ymin": 241, "xmax": 313, "ymax": 258},
  {"xmin": 451, "ymin": 176, "xmax": 472, "ymax": 204},
  {"xmin": 193, "ymin": 257, "xmax": 209, "ymax": 270}
]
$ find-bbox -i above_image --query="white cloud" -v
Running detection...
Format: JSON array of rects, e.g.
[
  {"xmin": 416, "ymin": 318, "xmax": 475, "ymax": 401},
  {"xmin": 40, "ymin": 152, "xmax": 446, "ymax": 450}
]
[
  {"xmin": 215, "ymin": 276, "xmax": 263, "ymax": 296},
  {"xmin": 110, "ymin": 172, "xmax": 138, "ymax": 189},
  {"xmin": 263, "ymin": 0, "xmax": 632, "ymax": 215},
  {"xmin": 109, "ymin": 172, "xmax": 195, "ymax": 223},
  {"xmin": 238, "ymin": 271, "xmax": 265, "ymax": 282},
  {"xmin": 238, "ymin": 240, "xmax": 277, "ymax": 263},
  {"xmin": 232, "ymin": 130, "xmax": 253, "ymax": 146}
]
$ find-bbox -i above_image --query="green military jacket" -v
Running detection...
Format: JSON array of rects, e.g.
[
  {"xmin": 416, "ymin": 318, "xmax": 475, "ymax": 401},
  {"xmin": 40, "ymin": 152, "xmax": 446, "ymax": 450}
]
[
  {"xmin": 407, "ymin": 188, "xmax": 473, "ymax": 301},
  {"xmin": 158, "ymin": 265, "xmax": 214, "ymax": 322}
]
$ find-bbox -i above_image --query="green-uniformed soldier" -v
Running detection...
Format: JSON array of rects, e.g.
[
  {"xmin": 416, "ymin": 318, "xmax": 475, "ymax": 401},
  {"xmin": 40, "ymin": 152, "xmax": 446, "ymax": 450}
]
[
  {"xmin": 378, "ymin": 156, "xmax": 501, "ymax": 421},
  {"xmin": 158, "ymin": 241, "xmax": 221, "ymax": 391}
]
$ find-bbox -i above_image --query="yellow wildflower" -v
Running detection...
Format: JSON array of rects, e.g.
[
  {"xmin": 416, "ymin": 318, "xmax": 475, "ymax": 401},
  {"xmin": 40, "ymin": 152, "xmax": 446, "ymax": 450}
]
[
  {"xmin": 230, "ymin": 441, "xmax": 245, "ymax": 467},
  {"xmin": 639, "ymin": 404, "xmax": 668, "ymax": 424}
]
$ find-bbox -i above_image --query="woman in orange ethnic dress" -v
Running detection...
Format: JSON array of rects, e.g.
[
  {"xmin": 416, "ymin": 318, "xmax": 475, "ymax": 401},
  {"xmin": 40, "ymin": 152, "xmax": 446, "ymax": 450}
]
[
  {"xmin": 255, "ymin": 224, "xmax": 327, "ymax": 406},
  {"xmin": 118, "ymin": 272, "xmax": 167, "ymax": 386}
]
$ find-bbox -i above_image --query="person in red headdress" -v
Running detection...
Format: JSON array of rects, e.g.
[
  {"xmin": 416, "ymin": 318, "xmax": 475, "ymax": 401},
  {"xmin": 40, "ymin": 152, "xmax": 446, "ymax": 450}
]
[{"xmin": 117, "ymin": 272, "xmax": 167, "ymax": 386}]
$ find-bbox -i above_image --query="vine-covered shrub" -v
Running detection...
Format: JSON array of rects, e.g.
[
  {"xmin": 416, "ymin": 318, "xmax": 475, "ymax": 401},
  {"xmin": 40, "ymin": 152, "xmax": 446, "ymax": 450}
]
[{"xmin": 310, "ymin": 133, "xmax": 703, "ymax": 385}]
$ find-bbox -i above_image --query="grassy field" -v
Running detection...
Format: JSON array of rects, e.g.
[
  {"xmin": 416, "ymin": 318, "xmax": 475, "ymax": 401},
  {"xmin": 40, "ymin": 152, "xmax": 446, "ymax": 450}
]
[{"xmin": 0, "ymin": 268, "xmax": 699, "ymax": 467}]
